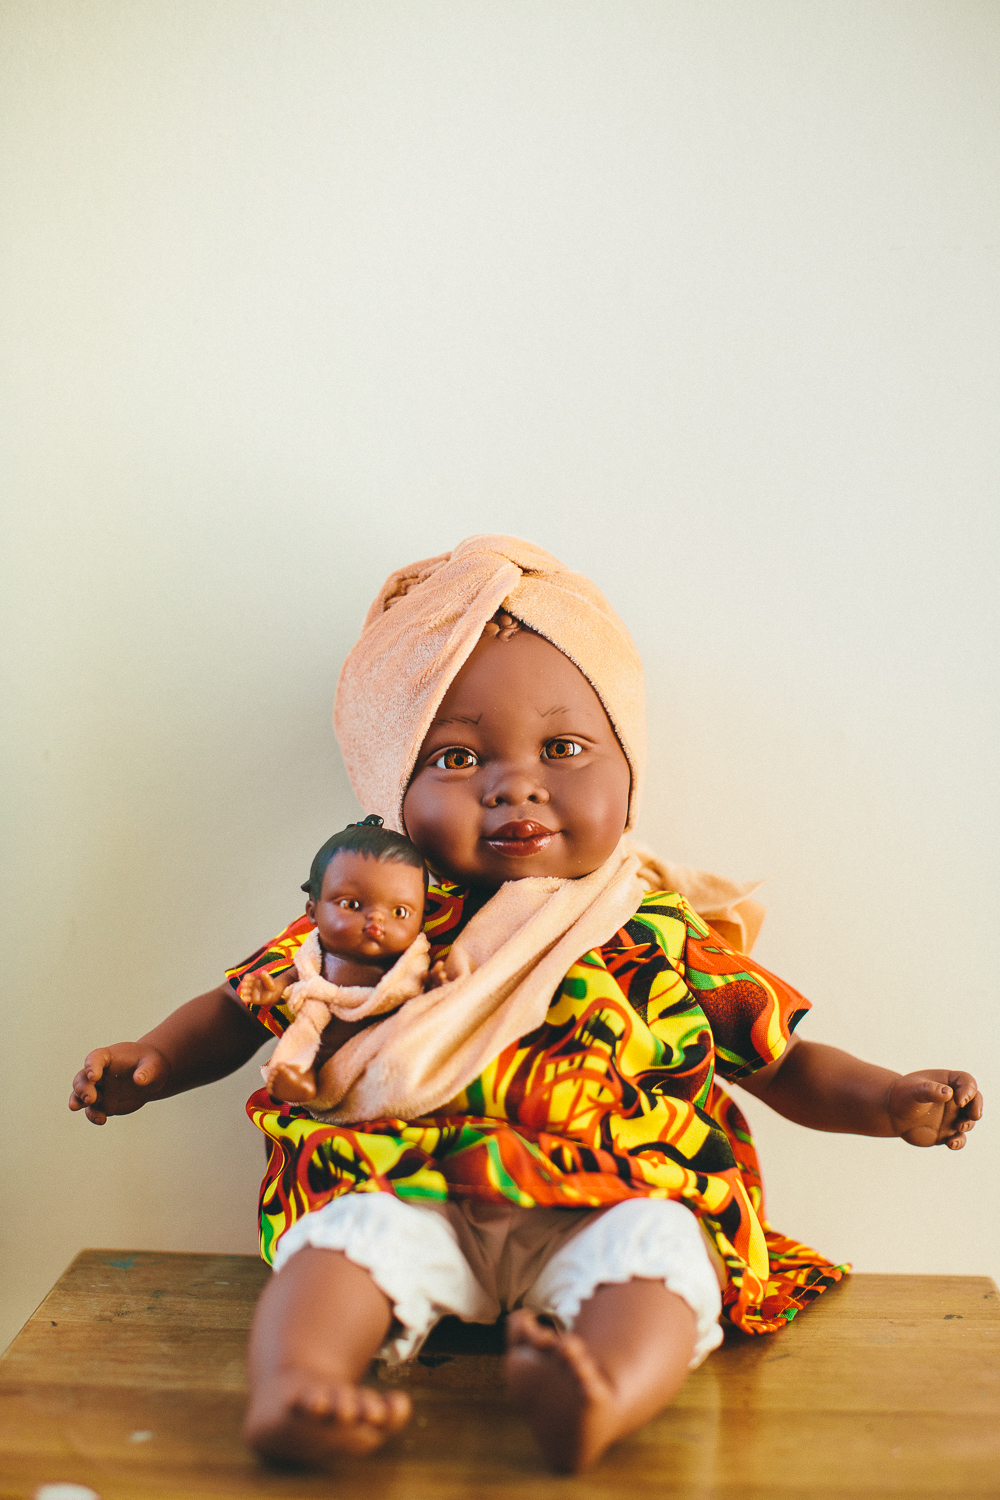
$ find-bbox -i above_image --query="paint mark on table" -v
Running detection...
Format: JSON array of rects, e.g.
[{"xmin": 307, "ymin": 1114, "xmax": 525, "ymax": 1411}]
[{"xmin": 34, "ymin": 1485, "xmax": 102, "ymax": 1500}]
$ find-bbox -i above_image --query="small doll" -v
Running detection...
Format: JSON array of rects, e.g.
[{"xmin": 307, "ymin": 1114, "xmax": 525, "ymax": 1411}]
[{"xmin": 239, "ymin": 816, "xmax": 429, "ymax": 1107}]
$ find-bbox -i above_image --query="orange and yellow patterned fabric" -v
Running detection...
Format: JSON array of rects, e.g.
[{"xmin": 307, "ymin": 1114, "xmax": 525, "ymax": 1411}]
[{"xmin": 228, "ymin": 884, "xmax": 846, "ymax": 1334}]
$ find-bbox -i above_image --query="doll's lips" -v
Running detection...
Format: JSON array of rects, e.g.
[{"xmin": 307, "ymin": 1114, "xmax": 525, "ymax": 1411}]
[{"xmin": 484, "ymin": 820, "xmax": 558, "ymax": 857}]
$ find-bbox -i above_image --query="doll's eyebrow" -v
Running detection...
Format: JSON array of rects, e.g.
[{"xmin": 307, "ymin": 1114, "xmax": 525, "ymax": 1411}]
[
  {"xmin": 432, "ymin": 712, "xmax": 482, "ymax": 727},
  {"xmin": 539, "ymin": 703, "xmax": 598, "ymax": 720}
]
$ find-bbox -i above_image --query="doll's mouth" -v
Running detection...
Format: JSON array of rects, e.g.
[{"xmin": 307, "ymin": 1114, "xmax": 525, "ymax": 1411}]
[{"xmin": 483, "ymin": 820, "xmax": 558, "ymax": 857}]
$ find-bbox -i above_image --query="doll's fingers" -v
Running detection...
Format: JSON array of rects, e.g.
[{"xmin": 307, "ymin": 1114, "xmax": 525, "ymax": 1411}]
[
  {"xmin": 70, "ymin": 1070, "xmax": 96, "ymax": 1103},
  {"xmin": 959, "ymin": 1088, "xmax": 984, "ymax": 1120},
  {"xmin": 132, "ymin": 1051, "xmax": 167, "ymax": 1089},
  {"xmin": 84, "ymin": 1105, "xmax": 108, "ymax": 1125},
  {"xmin": 948, "ymin": 1073, "xmax": 979, "ymax": 1109},
  {"xmin": 82, "ymin": 1047, "xmax": 111, "ymax": 1084},
  {"xmin": 907, "ymin": 1078, "xmax": 953, "ymax": 1105}
]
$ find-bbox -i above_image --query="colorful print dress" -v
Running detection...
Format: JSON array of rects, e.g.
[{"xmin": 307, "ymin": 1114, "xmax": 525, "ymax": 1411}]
[{"xmin": 229, "ymin": 884, "xmax": 846, "ymax": 1335}]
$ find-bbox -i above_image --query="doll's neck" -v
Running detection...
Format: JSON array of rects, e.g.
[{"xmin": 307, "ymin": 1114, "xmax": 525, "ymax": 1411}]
[{"xmin": 321, "ymin": 949, "xmax": 395, "ymax": 988}]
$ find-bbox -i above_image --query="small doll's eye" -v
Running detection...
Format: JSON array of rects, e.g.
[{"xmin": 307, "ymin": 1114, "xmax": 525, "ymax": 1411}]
[
  {"xmin": 392, "ymin": 905, "xmax": 410, "ymax": 919},
  {"xmin": 337, "ymin": 898, "xmax": 361, "ymax": 910},
  {"xmin": 542, "ymin": 738, "xmax": 583, "ymax": 760},
  {"xmin": 433, "ymin": 747, "xmax": 479, "ymax": 771}
]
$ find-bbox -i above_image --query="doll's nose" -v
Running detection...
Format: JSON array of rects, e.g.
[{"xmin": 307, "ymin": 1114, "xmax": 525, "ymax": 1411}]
[{"xmin": 482, "ymin": 761, "xmax": 549, "ymax": 807}]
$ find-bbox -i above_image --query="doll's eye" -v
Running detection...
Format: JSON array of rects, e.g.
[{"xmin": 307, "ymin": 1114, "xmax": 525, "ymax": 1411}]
[
  {"xmin": 542, "ymin": 738, "xmax": 583, "ymax": 760},
  {"xmin": 392, "ymin": 905, "xmax": 410, "ymax": 919},
  {"xmin": 337, "ymin": 898, "xmax": 361, "ymax": 910},
  {"xmin": 433, "ymin": 747, "xmax": 479, "ymax": 770}
]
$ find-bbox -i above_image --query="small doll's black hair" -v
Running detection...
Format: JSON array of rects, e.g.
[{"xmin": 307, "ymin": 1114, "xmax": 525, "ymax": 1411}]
[{"xmin": 301, "ymin": 815, "xmax": 427, "ymax": 901}]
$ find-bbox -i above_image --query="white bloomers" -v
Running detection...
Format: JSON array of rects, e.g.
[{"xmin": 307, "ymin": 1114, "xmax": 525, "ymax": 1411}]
[{"xmin": 271, "ymin": 1192, "xmax": 724, "ymax": 1369}]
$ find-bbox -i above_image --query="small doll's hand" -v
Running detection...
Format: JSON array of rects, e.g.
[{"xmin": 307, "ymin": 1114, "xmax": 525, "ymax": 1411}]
[
  {"xmin": 69, "ymin": 1044, "xmax": 171, "ymax": 1125},
  {"xmin": 425, "ymin": 950, "xmax": 473, "ymax": 990},
  {"xmin": 238, "ymin": 969, "xmax": 292, "ymax": 1008},
  {"xmin": 887, "ymin": 1070, "xmax": 983, "ymax": 1149}
]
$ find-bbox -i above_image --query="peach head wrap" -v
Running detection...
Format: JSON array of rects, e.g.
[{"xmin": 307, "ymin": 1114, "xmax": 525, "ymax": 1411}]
[{"xmin": 315, "ymin": 535, "xmax": 763, "ymax": 1123}]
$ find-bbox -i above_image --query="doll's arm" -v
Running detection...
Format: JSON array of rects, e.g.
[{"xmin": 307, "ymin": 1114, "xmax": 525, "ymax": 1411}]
[
  {"xmin": 69, "ymin": 984, "xmax": 273, "ymax": 1125},
  {"xmin": 738, "ymin": 1037, "xmax": 982, "ymax": 1149}
]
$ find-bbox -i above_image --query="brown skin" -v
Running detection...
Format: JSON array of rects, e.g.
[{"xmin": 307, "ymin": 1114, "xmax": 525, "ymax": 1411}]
[
  {"xmin": 243, "ymin": 1248, "xmax": 411, "ymax": 1463},
  {"xmin": 304, "ymin": 850, "xmax": 425, "ymax": 981},
  {"xmin": 68, "ymin": 623, "xmax": 983, "ymax": 1473},
  {"xmin": 402, "ymin": 627, "xmax": 633, "ymax": 890}
]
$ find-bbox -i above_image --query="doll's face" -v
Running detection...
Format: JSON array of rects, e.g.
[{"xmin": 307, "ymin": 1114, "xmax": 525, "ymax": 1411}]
[
  {"xmin": 403, "ymin": 628, "xmax": 631, "ymax": 890},
  {"xmin": 306, "ymin": 851, "xmax": 425, "ymax": 964}
]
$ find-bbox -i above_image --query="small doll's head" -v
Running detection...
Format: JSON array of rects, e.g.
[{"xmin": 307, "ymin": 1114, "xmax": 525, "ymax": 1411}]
[{"xmin": 302, "ymin": 816, "xmax": 426, "ymax": 966}]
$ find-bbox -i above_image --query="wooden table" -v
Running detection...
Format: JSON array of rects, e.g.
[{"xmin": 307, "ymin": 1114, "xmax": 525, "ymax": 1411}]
[{"xmin": 0, "ymin": 1250, "xmax": 997, "ymax": 1499}]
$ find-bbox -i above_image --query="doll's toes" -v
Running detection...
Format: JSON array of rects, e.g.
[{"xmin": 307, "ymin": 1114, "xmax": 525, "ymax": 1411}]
[{"xmin": 506, "ymin": 1308, "xmax": 560, "ymax": 1354}]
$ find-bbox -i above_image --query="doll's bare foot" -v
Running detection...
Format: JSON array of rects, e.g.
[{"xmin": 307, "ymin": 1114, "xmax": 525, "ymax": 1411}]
[
  {"xmin": 505, "ymin": 1309, "xmax": 626, "ymax": 1473},
  {"xmin": 265, "ymin": 1063, "xmax": 318, "ymax": 1103},
  {"xmin": 244, "ymin": 1367, "xmax": 411, "ymax": 1467}
]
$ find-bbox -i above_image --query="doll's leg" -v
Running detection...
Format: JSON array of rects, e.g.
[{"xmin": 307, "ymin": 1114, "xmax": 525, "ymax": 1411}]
[
  {"xmin": 506, "ymin": 1279, "xmax": 696, "ymax": 1472},
  {"xmin": 263, "ymin": 1000, "xmax": 330, "ymax": 1103},
  {"xmin": 505, "ymin": 1199, "xmax": 722, "ymax": 1473},
  {"xmin": 243, "ymin": 1246, "xmax": 411, "ymax": 1465},
  {"xmin": 244, "ymin": 1192, "xmax": 497, "ymax": 1468}
]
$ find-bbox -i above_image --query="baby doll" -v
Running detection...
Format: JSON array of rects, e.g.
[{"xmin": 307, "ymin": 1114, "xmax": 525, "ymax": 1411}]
[
  {"xmin": 70, "ymin": 535, "xmax": 983, "ymax": 1478},
  {"xmin": 239, "ymin": 817, "xmax": 430, "ymax": 1107}
]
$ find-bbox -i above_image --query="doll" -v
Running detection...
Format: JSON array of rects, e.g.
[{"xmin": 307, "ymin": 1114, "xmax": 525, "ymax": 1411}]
[
  {"xmin": 239, "ymin": 817, "xmax": 430, "ymax": 1107},
  {"xmin": 70, "ymin": 535, "xmax": 983, "ymax": 1476}
]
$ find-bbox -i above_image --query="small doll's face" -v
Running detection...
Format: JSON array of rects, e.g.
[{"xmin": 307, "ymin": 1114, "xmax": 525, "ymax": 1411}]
[
  {"xmin": 403, "ymin": 629, "xmax": 631, "ymax": 890},
  {"xmin": 306, "ymin": 851, "xmax": 425, "ymax": 963}
]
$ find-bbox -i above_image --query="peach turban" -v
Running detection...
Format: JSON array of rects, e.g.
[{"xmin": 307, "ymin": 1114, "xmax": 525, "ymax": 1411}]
[{"xmin": 307, "ymin": 535, "xmax": 764, "ymax": 1124}]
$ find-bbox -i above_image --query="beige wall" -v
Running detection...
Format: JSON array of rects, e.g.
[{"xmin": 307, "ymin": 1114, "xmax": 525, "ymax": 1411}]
[{"xmin": 2, "ymin": 1, "xmax": 998, "ymax": 1351}]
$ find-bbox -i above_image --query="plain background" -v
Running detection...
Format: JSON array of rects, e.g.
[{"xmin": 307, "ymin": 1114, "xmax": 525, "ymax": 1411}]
[{"xmin": 2, "ymin": 1, "xmax": 998, "ymax": 1353}]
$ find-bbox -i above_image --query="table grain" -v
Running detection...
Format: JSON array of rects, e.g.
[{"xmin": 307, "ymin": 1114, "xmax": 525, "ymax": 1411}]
[{"xmin": 1, "ymin": 1250, "xmax": 997, "ymax": 1499}]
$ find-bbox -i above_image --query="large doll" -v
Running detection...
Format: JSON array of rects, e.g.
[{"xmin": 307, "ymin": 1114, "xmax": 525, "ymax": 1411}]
[{"xmin": 70, "ymin": 535, "xmax": 982, "ymax": 1475}]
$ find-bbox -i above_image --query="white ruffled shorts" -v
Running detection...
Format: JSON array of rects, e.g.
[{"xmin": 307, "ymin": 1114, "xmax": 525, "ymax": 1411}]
[{"xmin": 272, "ymin": 1192, "xmax": 724, "ymax": 1369}]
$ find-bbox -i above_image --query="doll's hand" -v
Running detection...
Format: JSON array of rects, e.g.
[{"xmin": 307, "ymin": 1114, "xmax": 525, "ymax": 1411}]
[
  {"xmin": 238, "ymin": 969, "xmax": 292, "ymax": 1008},
  {"xmin": 887, "ymin": 1070, "xmax": 982, "ymax": 1149},
  {"xmin": 425, "ymin": 950, "xmax": 473, "ymax": 990},
  {"xmin": 69, "ymin": 1044, "xmax": 172, "ymax": 1125}
]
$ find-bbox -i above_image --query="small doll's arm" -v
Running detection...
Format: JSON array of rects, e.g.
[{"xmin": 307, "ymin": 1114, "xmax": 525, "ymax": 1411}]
[
  {"xmin": 237, "ymin": 966, "xmax": 294, "ymax": 1010},
  {"xmin": 739, "ymin": 1037, "xmax": 983, "ymax": 1149}
]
